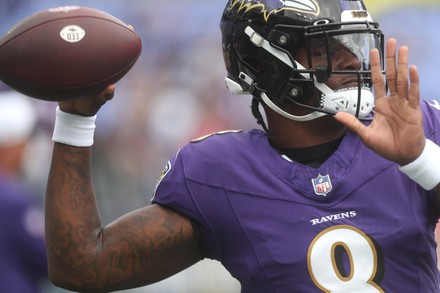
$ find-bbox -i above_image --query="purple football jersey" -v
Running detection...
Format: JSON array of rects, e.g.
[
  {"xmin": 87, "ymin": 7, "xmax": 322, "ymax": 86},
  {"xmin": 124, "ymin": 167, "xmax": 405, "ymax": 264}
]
[{"xmin": 152, "ymin": 100, "xmax": 440, "ymax": 292}]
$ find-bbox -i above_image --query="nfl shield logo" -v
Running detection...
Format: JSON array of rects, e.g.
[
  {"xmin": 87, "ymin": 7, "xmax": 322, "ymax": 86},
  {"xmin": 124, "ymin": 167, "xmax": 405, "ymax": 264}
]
[{"xmin": 311, "ymin": 174, "xmax": 333, "ymax": 196}]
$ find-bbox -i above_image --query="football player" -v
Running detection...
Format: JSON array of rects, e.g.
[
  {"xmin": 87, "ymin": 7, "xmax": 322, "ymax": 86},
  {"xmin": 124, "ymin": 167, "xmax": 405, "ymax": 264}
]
[{"xmin": 45, "ymin": 0, "xmax": 440, "ymax": 292}]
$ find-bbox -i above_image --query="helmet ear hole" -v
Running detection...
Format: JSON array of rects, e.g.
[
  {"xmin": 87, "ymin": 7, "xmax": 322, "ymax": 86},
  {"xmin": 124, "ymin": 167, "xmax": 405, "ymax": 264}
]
[
  {"xmin": 288, "ymin": 85, "xmax": 303, "ymax": 100},
  {"xmin": 277, "ymin": 79, "xmax": 314, "ymax": 106},
  {"xmin": 279, "ymin": 84, "xmax": 305, "ymax": 106}
]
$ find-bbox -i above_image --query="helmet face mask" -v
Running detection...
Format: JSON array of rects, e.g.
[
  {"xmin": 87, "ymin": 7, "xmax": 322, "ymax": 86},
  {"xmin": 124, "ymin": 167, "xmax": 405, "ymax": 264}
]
[{"xmin": 221, "ymin": 0, "xmax": 385, "ymax": 122}]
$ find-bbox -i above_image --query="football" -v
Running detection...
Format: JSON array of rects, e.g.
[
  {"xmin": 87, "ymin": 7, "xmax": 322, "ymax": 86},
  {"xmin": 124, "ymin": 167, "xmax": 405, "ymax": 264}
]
[{"xmin": 0, "ymin": 6, "xmax": 142, "ymax": 101}]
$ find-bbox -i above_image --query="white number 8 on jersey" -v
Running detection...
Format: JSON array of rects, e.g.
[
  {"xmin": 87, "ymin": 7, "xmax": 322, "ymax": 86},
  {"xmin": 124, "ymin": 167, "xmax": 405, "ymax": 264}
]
[{"xmin": 307, "ymin": 225, "xmax": 384, "ymax": 292}]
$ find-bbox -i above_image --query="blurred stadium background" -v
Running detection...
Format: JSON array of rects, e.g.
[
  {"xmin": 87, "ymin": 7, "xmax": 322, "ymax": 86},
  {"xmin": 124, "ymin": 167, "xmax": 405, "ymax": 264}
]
[{"xmin": 0, "ymin": 0, "xmax": 439, "ymax": 292}]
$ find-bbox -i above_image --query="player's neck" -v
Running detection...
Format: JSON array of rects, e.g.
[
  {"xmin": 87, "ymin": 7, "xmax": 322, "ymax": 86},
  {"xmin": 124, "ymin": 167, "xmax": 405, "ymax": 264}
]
[
  {"xmin": 270, "ymin": 136, "xmax": 344, "ymax": 167},
  {"xmin": 267, "ymin": 115, "xmax": 347, "ymax": 149}
]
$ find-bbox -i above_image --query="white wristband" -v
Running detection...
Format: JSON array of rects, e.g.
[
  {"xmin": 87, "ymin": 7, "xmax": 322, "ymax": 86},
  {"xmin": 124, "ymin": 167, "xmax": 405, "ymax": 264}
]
[
  {"xmin": 399, "ymin": 139, "xmax": 440, "ymax": 190},
  {"xmin": 52, "ymin": 106, "xmax": 97, "ymax": 147}
]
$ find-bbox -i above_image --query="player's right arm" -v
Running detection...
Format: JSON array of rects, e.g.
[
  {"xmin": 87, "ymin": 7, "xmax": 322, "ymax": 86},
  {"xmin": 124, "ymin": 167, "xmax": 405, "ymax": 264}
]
[{"xmin": 45, "ymin": 87, "xmax": 204, "ymax": 292}]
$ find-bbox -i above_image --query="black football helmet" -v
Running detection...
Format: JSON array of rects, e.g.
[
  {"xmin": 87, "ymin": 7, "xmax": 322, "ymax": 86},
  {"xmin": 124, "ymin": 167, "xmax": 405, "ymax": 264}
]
[{"xmin": 221, "ymin": 0, "xmax": 384, "ymax": 122}]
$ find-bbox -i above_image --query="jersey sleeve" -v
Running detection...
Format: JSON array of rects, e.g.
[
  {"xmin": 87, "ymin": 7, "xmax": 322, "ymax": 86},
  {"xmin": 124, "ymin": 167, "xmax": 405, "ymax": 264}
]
[
  {"xmin": 151, "ymin": 148, "xmax": 222, "ymax": 259},
  {"xmin": 151, "ymin": 149, "xmax": 199, "ymax": 220}
]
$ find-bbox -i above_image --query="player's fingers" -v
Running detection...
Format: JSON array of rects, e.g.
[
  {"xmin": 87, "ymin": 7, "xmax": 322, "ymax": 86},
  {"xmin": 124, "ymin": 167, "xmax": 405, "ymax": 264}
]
[
  {"xmin": 82, "ymin": 85, "xmax": 115, "ymax": 115},
  {"xmin": 101, "ymin": 84, "xmax": 116, "ymax": 101},
  {"xmin": 396, "ymin": 46, "xmax": 409, "ymax": 100},
  {"xmin": 370, "ymin": 48, "xmax": 386, "ymax": 98},
  {"xmin": 408, "ymin": 65, "xmax": 420, "ymax": 108},
  {"xmin": 385, "ymin": 39, "xmax": 397, "ymax": 96},
  {"xmin": 93, "ymin": 85, "xmax": 115, "ymax": 108}
]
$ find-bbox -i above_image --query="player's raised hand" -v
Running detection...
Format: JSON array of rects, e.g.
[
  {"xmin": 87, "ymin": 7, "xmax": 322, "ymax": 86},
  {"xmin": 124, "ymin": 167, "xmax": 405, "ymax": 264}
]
[
  {"xmin": 335, "ymin": 38, "xmax": 425, "ymax": 166},
  {"xmin": 58, "ymin": 84, "xmax": 116, "ymax": 117}
]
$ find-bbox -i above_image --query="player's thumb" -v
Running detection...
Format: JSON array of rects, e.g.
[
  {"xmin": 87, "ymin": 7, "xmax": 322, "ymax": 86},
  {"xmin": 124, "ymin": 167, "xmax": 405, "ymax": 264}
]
[{"xmin": 334, "ymin": 112, "xmax": 367, "ymax": 137}]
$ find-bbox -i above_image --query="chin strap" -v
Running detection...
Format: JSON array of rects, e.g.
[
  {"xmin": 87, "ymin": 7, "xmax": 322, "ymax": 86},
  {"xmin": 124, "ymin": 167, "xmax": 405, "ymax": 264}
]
[
  {"xmin": 225, "ymin": 73, "xmax": 327, "ymax": 121},
  {"xmin": 225, "ymin": 26, "xmax": 375, "ymax": 122}
]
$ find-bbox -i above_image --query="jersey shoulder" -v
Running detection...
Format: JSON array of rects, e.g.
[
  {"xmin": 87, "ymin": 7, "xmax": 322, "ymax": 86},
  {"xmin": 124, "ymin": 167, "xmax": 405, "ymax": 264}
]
[
  {"xmin": 182, "ymin": 129, "xmax": 258, "ymax": 167},
  {"xmin": 422, "ymin": 99, "xmax": 440, "ymax": 141},
  {"xmin": 164, "ymin": 129, "xmax": 269, "ymax": 189},
  {"xmin": 152, "ymin": 129, "xmax": 262, "ymax": 225},
  {"xmin": 188, "ymin": 129, "xmax": 250, "ymax": 152}
]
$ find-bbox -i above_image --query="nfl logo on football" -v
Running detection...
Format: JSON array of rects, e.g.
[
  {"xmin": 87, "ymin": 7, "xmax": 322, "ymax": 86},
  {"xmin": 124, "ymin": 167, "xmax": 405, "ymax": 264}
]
[{"xmin": 312, "ymin": 174, "xmax": 332, "ymax": 196}]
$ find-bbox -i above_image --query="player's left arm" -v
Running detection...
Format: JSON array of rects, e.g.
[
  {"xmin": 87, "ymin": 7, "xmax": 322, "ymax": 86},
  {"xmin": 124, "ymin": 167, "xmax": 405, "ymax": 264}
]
[{"xmin": 335, "ymin": 39, "xmax": 440, "ymax": 205}]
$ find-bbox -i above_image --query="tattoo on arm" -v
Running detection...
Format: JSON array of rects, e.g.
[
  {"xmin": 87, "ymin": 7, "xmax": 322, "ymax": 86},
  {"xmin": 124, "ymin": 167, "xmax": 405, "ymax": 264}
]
[{"xmin": 46, "ymin": 145, "xmax": 202, "ymax": 291}]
